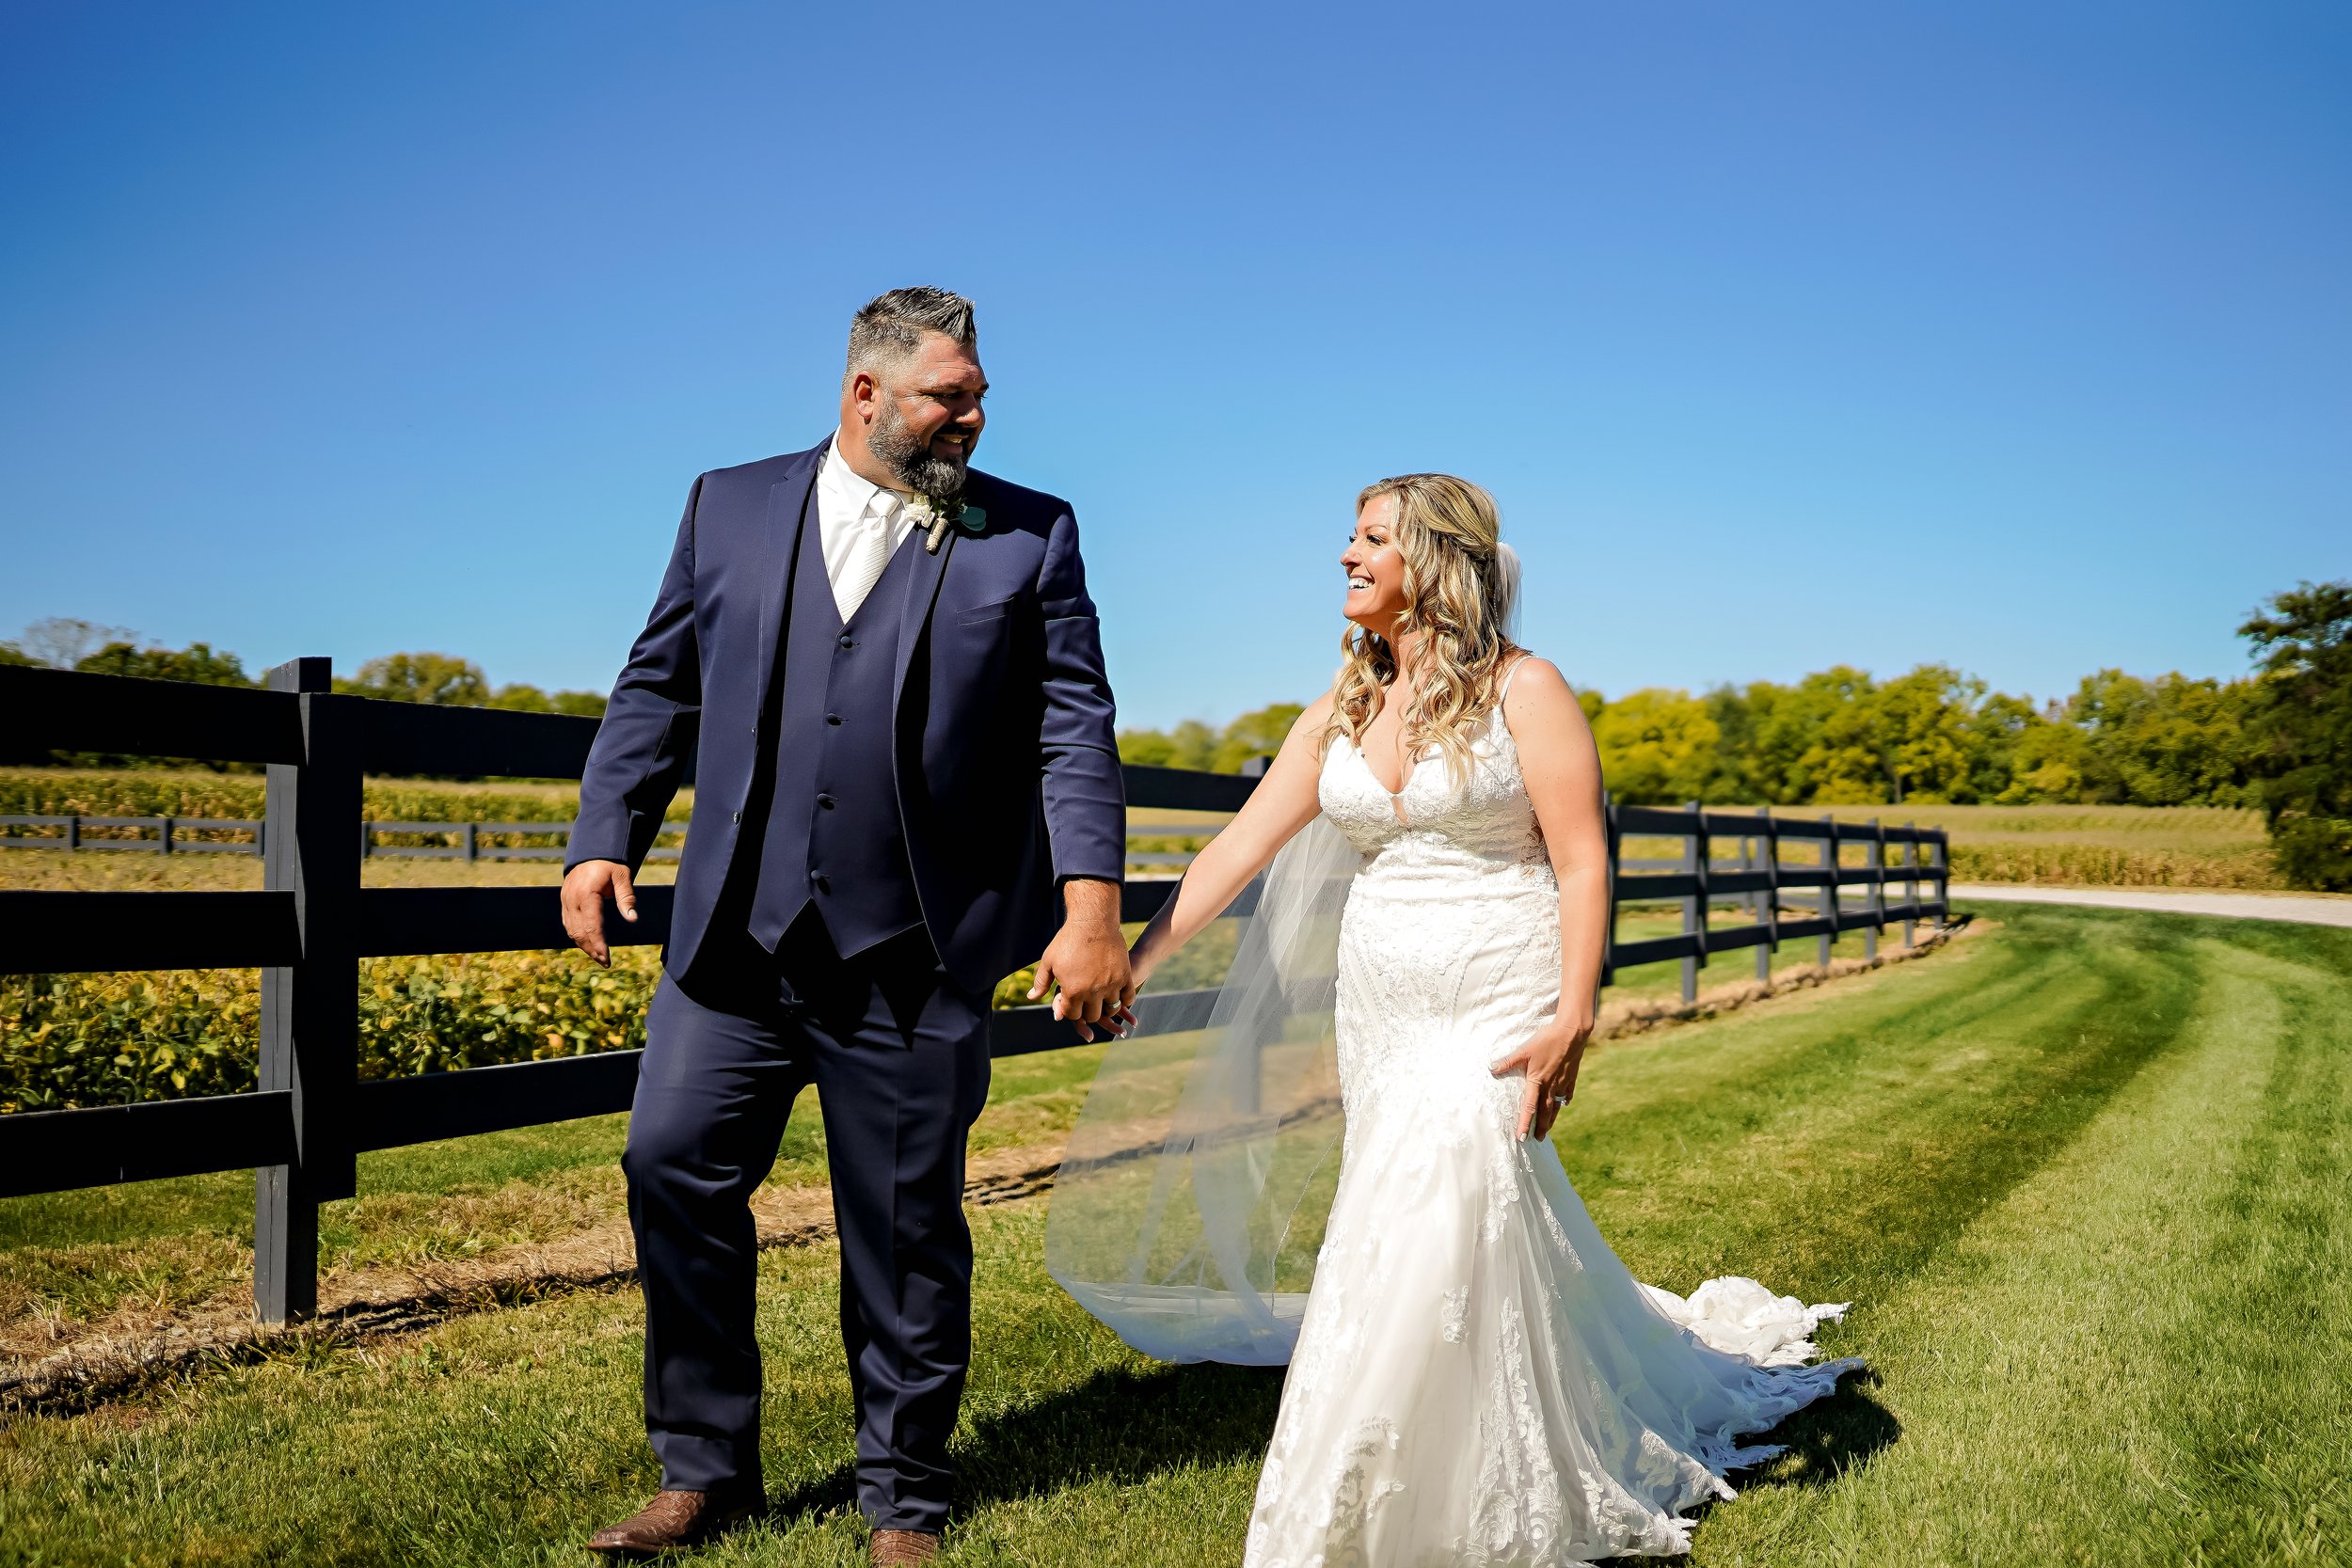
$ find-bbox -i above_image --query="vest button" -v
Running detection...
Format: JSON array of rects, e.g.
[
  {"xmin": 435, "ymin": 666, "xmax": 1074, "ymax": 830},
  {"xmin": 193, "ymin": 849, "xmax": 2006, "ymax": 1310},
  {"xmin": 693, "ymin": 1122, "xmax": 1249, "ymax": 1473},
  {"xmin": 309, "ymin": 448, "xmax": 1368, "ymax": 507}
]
[
  {"xmin": 731, "ymin": 811, "xmax": 741, "ymax": 825},
  {"xmin": 812, "ymin": 872, "xmax": 830, "ymax": 892},
  {"xmin": 837, "ymin": 634, "xmax": 854, "ymax": 650},
  {"xmin": 817, "ymin": 794, "xmax": 836, "ymax": 810},
  {"xmin": 826, "ymin": 713, "xmax": 843, "ymax": 726}
]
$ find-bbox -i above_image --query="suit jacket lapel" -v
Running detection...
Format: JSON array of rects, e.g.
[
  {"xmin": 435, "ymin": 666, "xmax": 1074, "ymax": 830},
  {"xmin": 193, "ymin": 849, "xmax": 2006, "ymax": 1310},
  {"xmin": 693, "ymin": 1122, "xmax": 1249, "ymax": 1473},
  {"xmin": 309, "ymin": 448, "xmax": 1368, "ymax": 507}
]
[
  {"xmin": 893, "ymin": 521, "xmax": 956, "ymax": 710},
  {"xmin": 755, "ymin": 441, "xmax": 826, "ymax": 723}
]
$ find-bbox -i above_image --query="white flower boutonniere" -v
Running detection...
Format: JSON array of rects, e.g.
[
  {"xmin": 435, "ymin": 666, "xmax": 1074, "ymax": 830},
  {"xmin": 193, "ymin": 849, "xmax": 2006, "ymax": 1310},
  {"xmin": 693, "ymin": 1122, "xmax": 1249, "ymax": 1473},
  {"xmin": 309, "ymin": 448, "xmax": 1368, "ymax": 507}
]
[{"xmin": 910, "ymin": 495, "xmax": 988, "ymax": 554}]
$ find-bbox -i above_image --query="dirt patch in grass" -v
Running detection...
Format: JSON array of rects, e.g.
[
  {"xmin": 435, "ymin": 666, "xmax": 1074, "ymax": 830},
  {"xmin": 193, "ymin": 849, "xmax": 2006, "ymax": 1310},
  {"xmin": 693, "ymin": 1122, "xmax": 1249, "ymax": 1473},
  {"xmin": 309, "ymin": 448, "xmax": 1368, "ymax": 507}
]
[{"xmin": 0, "ymin": 1138, "xmax": 1067, "ymax": 1416}]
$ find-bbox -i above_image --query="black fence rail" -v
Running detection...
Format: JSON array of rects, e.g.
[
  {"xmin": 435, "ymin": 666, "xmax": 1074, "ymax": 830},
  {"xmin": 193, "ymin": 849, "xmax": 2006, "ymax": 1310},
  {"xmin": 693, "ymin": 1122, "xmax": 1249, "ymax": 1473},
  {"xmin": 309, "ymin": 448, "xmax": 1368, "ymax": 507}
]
[
  {"xmin": 0, "ymin": 661, "xmax": 1946, "ymax": 1324},
  {"xmin": 1602, "ymin": 801, "xmax": 1950, "ymax": 999},
  {"xmin": 0, "ymin": 814, "xmax": 265, "ymax": 854}
]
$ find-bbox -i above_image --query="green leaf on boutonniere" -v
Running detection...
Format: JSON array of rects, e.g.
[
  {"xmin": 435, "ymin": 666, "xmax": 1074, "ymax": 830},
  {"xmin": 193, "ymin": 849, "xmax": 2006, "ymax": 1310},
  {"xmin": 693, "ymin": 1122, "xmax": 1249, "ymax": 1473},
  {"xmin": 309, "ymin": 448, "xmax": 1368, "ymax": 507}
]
[{"xmin": 957, "ymin": 504, "xmax": 988, "ymax": 533}]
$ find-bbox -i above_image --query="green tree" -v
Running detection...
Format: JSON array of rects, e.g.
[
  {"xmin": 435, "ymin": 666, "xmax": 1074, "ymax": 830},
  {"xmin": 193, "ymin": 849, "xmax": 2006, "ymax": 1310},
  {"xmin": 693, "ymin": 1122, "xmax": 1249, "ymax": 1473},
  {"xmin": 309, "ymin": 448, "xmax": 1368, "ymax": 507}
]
[
  {"xmin": 1723, "ymin": 666, "xmax": 1883, "ymax": 804},
  {"xmin": 1700, "ymin": 683, "xmax": 1765, "ymax": 801},
  {"xmin": 1210, "ymin": 702, "xmax": 1305, "ymax": 772},
  {"xmin": 1118, "ymin": 719, "xmax": 1218, "ymax": 771},
  {"xmin": 2064, "ymin": 670, "xmax": 2249, "ymax": 807},
  {"xmin": 2239, "ymin": 580, "xmax": 2352, "ymax": 890},
  {"xmin": 340, "ymin": 652, "xmax": 491, "ymax": 706},
  {"xmin": 1874, "ymin": 664, "xmax": 1982, "ymax": 803},
  {"xmin": 1988, "ymin": 696, "xmax": 2088, "ymax": 803},
  {"xmin": 0, "ymin": 642, "xmax": 38, "ymax": 668},
  {"xmin": 486, "ymin": 683, "xmax": 609, "ymax": 719},
  {"xmin": 1591, "ymin": 688, "xmax": 1720, "ymax": 803},
  {"xmin": 1118, "ymin": 703, "xmax": 1311, "ymax": 775},
  {"xmin": 74, "ymin": 641, "xmax": 255, "ymax": 688}
]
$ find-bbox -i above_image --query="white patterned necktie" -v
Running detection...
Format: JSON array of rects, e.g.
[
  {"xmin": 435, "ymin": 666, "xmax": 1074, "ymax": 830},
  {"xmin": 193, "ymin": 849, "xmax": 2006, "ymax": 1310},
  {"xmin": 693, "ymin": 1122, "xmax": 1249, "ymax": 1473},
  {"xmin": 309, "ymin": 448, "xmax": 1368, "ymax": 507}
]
[{"xmin": 832, "ymin": 494, "xmax": 898, "ymax": 623}]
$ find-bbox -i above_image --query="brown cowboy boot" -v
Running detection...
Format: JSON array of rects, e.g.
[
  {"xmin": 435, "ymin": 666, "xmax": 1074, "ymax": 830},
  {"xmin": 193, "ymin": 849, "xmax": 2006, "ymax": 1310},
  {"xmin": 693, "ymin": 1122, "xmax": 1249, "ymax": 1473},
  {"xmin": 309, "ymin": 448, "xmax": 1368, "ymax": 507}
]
[
  {"xmin": 870, "ymin": 1528, "xmax": 942, "ymax": 1565},
  {"xmin": 585, "ymin": 1488, "xmax": 754, "ymax": 1557}
]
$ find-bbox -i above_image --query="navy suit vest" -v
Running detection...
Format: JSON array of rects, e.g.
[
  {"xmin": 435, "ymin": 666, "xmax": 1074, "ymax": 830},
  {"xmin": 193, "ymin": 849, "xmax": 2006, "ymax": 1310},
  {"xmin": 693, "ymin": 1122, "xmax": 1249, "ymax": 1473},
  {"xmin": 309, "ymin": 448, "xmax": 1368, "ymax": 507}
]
[{"xmin": 742, "ymin": 504, "xmax": 926, "ymax": 957}]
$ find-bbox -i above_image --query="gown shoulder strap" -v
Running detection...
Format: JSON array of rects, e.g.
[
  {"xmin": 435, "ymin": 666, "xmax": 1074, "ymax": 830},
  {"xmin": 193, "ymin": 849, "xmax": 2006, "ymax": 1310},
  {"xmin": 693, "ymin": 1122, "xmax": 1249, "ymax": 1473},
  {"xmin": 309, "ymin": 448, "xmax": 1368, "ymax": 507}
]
[{"xmin": 1496, "ymin": 653, "xmax": 1536, "ymax": 703}]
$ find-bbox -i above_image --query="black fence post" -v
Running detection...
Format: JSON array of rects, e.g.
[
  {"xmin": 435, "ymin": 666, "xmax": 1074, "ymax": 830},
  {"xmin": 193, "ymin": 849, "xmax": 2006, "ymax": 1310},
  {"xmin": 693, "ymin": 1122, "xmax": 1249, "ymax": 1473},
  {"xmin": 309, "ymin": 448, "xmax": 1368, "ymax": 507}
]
[
  {"xmin": 255, "ymin": 657, "xmax": 361, "ymax": 1324},
  {"xmin": 1901, "ymin": 821, "xmax": 1917, "ymax": 947},
  {"xmin": 1863, "ymin": 818, "xmax": 1883, "ymax": 960},
  {"xmin": 1599, "ymin": 795, "xmax": 1618, "ymax": 989},
  {"xmin": 1934, "ymin": 829, "xmax": 1951, "ymax": 927},
  {"xmin": 1818, "ymin": 816, "xmax": 1839, "ymax": 968},
  {"xmin": 1680, "ymin": 801, "xmax": 1709, "ymax": 1005}
]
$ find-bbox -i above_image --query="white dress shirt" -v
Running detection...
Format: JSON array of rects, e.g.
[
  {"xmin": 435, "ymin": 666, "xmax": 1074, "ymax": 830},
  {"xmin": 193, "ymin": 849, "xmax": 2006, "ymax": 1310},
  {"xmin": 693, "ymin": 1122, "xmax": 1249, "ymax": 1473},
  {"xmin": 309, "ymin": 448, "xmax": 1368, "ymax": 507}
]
[{"xmin": 815, "ymin": 436, "xmax": 920, "ymax": 623}]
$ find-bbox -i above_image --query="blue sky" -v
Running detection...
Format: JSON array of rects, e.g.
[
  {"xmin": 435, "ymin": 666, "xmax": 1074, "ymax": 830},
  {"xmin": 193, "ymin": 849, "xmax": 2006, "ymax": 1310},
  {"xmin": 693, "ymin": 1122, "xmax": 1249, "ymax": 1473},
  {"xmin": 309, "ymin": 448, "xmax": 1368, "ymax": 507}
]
[{"xmin": 2, "ymin": 2, "xmax": 2345, "ymax": 728}]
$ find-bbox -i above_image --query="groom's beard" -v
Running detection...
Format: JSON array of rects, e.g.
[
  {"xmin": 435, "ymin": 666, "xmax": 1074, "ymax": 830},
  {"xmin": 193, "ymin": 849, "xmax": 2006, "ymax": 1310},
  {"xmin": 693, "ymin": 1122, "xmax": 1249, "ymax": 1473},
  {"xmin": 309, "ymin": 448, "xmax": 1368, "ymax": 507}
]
[{"xmin": 868, "ymin": 405, "xmax": 971, "ymax": 501}]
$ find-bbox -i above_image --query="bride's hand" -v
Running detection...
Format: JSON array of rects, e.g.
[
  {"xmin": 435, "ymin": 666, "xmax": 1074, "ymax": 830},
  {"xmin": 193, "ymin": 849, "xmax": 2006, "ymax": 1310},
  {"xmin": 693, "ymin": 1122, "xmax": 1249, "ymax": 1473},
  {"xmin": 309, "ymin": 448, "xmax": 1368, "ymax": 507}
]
[
  {"xmin": 1090, "ymin": 941, "xmax": 1155, "ymax": 1041},
  {"xmin": 1492, "ymin": 1020, "xmax": 1593, "ymax": 1141}
]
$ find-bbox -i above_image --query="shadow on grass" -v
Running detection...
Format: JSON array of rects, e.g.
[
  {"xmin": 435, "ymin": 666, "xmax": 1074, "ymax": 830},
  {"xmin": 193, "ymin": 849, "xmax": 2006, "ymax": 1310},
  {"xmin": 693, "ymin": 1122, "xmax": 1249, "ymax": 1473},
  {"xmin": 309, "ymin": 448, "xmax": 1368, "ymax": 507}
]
[
  {"xmin": 762, "ymin": 1360, "xmax": 1287, "ymax": 1526},
  {"xmin": 1596, "ymin": 1367, "xmax": 1901, "ymax": 1565},
  {"xmin": 763, "ymin": 1361, "xmax": 1894, "ymax": 1543},
  {"xmin": 1749, "ymin": 1367, "xmax": 1900, "ymax": 1487}
]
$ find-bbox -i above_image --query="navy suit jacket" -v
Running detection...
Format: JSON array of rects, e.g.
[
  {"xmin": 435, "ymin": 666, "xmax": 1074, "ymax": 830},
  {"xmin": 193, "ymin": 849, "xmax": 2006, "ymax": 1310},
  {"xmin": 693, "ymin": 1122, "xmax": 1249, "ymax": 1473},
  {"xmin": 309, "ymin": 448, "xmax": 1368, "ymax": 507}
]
[{"xmin": 567, "ymin": 438, "xmax": 1126, "ymax": 996}]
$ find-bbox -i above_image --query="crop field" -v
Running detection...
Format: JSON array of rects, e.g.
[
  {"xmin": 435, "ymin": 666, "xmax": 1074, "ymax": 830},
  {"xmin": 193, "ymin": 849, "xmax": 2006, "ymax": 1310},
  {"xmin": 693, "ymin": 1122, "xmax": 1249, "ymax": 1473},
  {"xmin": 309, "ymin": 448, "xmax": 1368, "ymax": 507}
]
[
  {"xmin": 1795, "ymin": 801, "xmax": 2280, "ymax": 889},
  {"xmin": 0, "ymin": 768, "xmax": 607, "ymax": 818},
  {"xmin": 1, "ymin": 903, "xmax": 2346, "ymax": 1565},
  {"xmin": 2, "ymin": 768, "xmax": 2282, "ymax": 887}
]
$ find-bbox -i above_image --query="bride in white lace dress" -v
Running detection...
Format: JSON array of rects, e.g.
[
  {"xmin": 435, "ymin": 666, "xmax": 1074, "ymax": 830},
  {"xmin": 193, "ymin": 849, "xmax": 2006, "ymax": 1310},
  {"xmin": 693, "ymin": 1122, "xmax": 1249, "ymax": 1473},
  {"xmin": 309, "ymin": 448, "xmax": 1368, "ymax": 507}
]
[{"xmin": 1068, "ymin": 474, "xmax": 1858, "ymax": 1565}]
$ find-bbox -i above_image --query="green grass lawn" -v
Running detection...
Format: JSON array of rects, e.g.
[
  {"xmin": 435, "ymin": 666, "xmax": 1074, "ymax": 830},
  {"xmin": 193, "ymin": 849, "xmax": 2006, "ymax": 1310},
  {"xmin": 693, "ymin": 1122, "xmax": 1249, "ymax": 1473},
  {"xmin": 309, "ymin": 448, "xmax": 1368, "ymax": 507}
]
[{"xmin": 3, "ymin": 903, "xmax": 2348, "ymax": 1565}]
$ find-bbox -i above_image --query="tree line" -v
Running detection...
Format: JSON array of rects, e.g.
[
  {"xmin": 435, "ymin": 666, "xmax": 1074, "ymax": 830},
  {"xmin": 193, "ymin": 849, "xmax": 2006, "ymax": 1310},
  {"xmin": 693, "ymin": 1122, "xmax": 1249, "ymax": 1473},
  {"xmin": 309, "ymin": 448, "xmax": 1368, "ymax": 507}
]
[
  {"xmin": 0, "ymin": 620, "xmax": 609, "ymax": 717},
  {"xmin": 1116, "ymin": 582, "xmax": 2352, "ymax": 890}
]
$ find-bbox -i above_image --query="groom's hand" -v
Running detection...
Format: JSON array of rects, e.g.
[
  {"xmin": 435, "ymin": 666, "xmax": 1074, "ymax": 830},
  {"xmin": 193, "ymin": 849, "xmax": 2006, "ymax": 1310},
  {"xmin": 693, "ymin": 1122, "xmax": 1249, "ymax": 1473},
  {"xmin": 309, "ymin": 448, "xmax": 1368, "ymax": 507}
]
[
  {"xmin": 1030, "ymin": 878, "xmax": 1135, "ymax": 1042},
  {"xmin": 562, "ymin": 859, "xmax": 638, "ymax": 968}
]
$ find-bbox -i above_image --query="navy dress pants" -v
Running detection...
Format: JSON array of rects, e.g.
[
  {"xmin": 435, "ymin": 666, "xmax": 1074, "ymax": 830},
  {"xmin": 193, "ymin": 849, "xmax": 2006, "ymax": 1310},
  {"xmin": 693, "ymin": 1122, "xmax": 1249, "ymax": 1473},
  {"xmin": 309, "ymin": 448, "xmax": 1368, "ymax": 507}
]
[{"xmin": 622, "ymin": 915, "xmax": 991, "ymax": 1532}]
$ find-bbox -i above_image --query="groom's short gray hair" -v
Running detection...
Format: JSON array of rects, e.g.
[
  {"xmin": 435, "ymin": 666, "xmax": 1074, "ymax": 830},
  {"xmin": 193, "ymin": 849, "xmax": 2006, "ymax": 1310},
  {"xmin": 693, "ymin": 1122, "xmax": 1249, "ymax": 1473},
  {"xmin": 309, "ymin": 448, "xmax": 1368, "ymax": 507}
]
[{"xmin": 846, "ymin": 287, "xmax": 977, "ymax": 379}]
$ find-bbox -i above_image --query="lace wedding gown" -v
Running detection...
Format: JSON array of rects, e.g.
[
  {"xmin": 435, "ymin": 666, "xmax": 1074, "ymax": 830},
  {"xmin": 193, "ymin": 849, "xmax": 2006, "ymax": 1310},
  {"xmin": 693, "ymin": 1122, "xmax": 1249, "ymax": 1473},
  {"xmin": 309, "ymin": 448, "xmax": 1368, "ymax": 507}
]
[{"xmin": 1243, "ymin": 678, "xmax": 1860, "ymax": 1567}]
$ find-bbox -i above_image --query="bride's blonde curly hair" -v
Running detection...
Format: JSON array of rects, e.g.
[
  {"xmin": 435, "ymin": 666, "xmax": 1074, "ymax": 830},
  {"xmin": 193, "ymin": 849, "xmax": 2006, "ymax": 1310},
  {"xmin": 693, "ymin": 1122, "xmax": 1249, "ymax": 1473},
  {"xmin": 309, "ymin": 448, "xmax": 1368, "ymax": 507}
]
[{"xmin": 1328, "ymin": 473, "xmax": 1523, "ymax": 789}]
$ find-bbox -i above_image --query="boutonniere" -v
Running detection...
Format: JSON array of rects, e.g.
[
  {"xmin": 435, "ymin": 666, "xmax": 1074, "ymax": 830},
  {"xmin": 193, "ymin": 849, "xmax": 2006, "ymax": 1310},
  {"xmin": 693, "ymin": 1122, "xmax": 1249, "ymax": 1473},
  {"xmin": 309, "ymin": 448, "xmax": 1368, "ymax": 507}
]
[{"xmin": 910, "ymin": 495, "xmax": 988, "ymax": 554}]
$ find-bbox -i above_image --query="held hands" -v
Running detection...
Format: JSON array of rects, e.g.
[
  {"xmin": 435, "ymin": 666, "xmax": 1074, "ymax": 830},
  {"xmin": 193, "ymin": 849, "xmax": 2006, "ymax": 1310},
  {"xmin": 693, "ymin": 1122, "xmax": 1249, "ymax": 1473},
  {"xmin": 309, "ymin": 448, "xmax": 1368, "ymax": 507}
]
[
  {"xmin": 561, "ymin": 859, "xmax": 638, "ymax": 968},
  {"xmin": 1491, "ymin": 1017, "xmax": 1594, "ymax": 1142},
  {"xmin": 1029, "ymin": 878, "xmax": 1136, "ymax": 1043}
]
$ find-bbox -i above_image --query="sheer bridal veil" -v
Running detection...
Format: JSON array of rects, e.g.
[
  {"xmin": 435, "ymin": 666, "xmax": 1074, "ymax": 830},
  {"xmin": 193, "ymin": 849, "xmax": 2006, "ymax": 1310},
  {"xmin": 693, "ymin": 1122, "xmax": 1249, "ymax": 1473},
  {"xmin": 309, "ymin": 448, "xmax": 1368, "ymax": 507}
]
[
  {"xmin": 1043, "ymin": 815, "xmax": 1362, "ymax": 1366},
  {"xmin": 1047, "ymin": 541, "xmax": 1522, "ymax": 1364}
]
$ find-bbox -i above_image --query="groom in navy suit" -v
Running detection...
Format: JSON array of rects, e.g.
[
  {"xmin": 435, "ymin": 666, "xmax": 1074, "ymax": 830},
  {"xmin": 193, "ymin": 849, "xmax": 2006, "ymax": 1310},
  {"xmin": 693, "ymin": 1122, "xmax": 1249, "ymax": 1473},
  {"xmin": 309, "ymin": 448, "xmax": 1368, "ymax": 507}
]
[{"xmin": 561, "ymin": 288, "xmax": 1131, "ymax": 1563}]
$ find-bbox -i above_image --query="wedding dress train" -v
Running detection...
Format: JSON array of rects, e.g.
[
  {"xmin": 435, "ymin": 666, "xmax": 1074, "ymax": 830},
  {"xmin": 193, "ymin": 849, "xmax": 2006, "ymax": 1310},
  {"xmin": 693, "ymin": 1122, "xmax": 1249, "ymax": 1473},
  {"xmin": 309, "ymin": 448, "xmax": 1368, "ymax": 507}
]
[{"xmin": 1240, "ymin": 677, "xmax": 1859, "ymax": 1566}]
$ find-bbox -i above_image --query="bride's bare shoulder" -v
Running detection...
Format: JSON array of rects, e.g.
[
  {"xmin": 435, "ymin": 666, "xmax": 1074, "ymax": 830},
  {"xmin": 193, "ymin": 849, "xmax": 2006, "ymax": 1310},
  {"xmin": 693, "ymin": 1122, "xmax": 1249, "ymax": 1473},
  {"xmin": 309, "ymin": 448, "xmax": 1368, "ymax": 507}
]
[
  {"xmin": 1500, "ymin": 657, "xmax": 1590, "ymax": 731},
  {"xmin": 1276, "ymin": 689, "xmax": 1338, "ymax": 756}
]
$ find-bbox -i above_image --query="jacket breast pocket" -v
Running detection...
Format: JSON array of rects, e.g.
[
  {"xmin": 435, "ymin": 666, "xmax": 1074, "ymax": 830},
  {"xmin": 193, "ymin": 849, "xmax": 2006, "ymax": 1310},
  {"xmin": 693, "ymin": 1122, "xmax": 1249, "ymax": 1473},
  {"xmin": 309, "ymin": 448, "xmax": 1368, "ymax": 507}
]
[{"xmin": 952, "ymin": 594, "xmax": 1017, "ymax": 628}]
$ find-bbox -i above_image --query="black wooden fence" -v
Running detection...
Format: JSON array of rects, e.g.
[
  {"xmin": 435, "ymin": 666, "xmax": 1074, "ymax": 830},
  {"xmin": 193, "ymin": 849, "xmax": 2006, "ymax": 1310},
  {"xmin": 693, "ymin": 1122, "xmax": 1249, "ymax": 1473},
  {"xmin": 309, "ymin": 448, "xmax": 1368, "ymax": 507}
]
[{"xmin": 0, "ymin": 661, "xmax": 1946, "ymax": 1324}]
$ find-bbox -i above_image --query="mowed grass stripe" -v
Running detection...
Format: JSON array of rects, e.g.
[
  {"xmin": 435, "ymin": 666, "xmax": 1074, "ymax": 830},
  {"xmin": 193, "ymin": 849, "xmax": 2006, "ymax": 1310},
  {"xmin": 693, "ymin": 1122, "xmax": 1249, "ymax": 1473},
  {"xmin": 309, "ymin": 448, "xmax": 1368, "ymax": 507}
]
[
  {"xmin": 1681, "ymin": 923, "xmax": 2352, "ymax": 1567},
  {"xmin": 2165, "ymin": 938, "xmax": 2352, "ymax": 1564},
  {"xmin": 1565, "ymin": 908, "xmax": 2204, "ymax": 1303},
  {"xmin": 1702, "ymin": 929, "xmax": 2284, "ymax": 1564}
]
